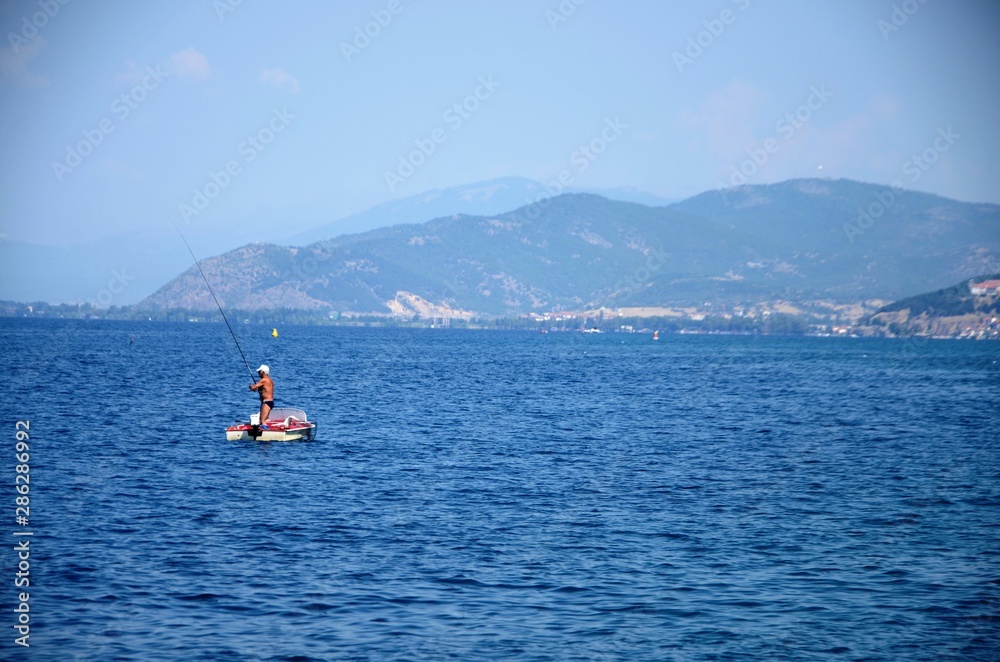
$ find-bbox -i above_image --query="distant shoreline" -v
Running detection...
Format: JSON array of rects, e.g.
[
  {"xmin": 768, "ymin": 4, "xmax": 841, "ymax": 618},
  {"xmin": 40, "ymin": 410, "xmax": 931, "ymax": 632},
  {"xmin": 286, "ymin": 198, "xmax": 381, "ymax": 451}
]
[{"xmin": 3, "ymin": 305, "xmax": 996, "ymax": 341}]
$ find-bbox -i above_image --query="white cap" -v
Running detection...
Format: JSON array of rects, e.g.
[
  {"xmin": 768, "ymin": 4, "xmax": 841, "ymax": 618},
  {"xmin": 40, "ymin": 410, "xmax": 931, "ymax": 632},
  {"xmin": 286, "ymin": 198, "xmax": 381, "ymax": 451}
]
[{"xmin": 257, "ymin": 365, "xmax": 269, "ymax": 374}]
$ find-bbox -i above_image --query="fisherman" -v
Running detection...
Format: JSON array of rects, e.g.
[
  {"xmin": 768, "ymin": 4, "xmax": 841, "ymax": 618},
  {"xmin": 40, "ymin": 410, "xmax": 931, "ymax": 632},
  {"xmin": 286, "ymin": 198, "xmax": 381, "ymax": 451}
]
[{"xmin": 249, "ymin": 364, "xmax": 275, "ymax": 429}]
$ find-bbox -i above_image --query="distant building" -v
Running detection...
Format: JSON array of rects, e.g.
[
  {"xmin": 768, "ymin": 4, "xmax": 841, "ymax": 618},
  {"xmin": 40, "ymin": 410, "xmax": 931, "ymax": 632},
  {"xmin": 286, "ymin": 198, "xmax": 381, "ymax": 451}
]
[{"xmin": 969, "ymin": 279, "xmax": 1000, "ymax": 295}]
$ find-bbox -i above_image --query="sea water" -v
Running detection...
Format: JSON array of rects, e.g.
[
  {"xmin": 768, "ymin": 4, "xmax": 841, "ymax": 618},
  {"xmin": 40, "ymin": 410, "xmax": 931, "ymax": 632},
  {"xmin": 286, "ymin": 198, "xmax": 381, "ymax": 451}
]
[{"xmin": 2, "ymin": 319, "xmax": 998, "ymax": 660}]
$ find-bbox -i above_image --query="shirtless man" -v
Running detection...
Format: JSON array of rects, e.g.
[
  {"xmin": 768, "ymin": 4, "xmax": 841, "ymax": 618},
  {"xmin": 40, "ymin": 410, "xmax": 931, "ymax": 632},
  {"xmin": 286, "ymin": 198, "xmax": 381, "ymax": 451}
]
[{"xmin": 249, "ymin": 364, "xmax": 275, "ymax": 428}]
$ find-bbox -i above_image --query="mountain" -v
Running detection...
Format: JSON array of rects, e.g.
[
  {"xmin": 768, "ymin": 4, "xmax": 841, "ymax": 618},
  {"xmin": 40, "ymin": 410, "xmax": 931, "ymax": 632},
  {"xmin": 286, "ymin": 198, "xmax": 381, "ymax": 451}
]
[
  {"xmin": 862, "ymin": 273, "xmax": 1000, "ymax": 338},
  {"xmin": 668, "ymin": 179, "xmax": 1000, "ymax": 298},
  {"xmin": 876, "ymin": 273, "xmax": 1000, "ymax": 318},
  {"xmin": 286, "ymin": 177, "xmax": 675, "ymax": 245},
  {"xmin": 287, "ymin": 177, "xmax": 548, "ymax": 245},
  {"xmin": 139, "ymin": 179, "xmax": 1000, "ymax": 317},
  {"xmin": 0, "ymin": 177, "xmax": 671, "ymax": 305}
]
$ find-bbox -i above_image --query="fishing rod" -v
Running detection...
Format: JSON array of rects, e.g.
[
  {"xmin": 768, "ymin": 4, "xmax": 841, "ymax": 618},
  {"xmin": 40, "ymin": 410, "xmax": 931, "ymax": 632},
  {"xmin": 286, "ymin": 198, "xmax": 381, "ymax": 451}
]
[{"xmin": 171, "ymin": 222, "xmax": 257, "ymax": 383}]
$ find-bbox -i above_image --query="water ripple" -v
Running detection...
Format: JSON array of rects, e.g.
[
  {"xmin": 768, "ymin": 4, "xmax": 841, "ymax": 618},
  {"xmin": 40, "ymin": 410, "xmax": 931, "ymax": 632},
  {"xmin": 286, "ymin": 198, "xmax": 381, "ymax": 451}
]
[{"xmin": 3, "ymin": 320, "xmax": 998, "ymax": 660}]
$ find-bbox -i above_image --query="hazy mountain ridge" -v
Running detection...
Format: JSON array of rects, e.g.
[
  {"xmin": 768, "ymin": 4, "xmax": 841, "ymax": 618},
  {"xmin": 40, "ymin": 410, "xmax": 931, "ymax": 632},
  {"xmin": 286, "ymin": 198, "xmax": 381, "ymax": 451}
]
[
  {"xmin": 0, "ymin": 177, "xmax": 674, "ymax": 306},
  {"xmin": 668, "ymin": 180, "xmax": 1000, "ymax": 296},
  {"xmin": 287, "ymin": 176, "xmax": 675, "ymax": 245},
  {"xmin": 139, "ymin": 179, "xmax": 1000, "ymax": 317}
]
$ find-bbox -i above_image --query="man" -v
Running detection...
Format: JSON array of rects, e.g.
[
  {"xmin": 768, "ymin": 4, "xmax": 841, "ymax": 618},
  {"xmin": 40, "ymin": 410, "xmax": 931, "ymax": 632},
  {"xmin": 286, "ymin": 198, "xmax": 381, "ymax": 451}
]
[{"xmin": 249, "ymin": 364, "xmax": 275, "ymax": 429}]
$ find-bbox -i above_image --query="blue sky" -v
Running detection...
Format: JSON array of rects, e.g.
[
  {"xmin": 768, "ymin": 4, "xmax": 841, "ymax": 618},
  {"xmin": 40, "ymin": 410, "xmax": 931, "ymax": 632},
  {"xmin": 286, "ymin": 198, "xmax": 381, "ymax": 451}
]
[{"xmin": 1, "ymin": 0, "xmax": 998, "ymax": 250}]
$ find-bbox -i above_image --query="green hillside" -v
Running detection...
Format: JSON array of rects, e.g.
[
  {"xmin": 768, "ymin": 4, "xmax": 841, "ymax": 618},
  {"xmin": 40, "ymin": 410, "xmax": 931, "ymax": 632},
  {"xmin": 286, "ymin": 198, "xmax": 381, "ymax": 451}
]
[
  {"xmin": 875, "ymin": 274, "xmax": 1000, "ymax": 318},
  {"xmin": 139, "ymin": 179, "xmax": 1000, "ymax": 316}
]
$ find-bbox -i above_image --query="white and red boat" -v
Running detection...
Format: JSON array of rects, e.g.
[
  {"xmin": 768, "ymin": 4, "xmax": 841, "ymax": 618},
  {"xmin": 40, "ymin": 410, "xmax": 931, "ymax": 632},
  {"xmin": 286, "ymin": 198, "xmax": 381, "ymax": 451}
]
[{"xmin": 226, "ymin": 407, "xmax": 317, "ymax": 442}]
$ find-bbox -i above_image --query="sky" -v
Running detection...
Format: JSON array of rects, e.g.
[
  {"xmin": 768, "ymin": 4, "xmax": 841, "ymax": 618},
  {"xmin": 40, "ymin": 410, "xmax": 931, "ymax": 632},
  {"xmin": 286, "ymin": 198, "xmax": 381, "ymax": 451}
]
[{"xmin": 1, "ymin": 0, "xmax": 998, "ymax": 282}]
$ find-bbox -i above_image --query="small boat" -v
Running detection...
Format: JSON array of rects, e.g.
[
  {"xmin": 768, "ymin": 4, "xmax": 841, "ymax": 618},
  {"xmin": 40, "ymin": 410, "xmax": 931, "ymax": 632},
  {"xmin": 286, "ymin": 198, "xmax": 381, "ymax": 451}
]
[{"xmin": 226, "ymin": 407, "xmax": 317, "ymax": 442}]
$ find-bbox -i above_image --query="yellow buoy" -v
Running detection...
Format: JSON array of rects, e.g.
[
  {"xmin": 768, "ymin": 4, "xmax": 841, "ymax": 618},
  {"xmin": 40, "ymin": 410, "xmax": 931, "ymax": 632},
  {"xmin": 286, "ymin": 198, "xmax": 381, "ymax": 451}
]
[{"xmin": 272, "ymin": 328, "xmax": 279, "ymax": 338}]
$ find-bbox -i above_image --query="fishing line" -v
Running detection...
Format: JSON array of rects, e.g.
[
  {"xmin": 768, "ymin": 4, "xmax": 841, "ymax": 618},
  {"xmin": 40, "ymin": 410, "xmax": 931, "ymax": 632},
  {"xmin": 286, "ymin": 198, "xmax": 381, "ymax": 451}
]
[{"xmin": 171, "ymin": 222, "xmax": 256, "ymax": 383}]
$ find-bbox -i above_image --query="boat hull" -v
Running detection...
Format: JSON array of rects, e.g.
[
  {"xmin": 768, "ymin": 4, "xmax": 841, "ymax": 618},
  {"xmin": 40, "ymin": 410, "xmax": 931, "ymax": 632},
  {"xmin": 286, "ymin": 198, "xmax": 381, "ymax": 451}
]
[
  {"xmin": 226, "ymin": 407, "xmax": 316, "ymax": 442},
  {"xmin": 225, "ymin": 423, "xmax": 316, "ymax": 442}
]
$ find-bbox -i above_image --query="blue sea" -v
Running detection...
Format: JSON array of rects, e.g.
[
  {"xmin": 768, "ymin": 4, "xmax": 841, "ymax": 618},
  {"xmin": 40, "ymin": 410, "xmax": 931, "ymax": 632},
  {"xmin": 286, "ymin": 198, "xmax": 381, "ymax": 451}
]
[{"xmin": 2, "ymin": 318, "xmax": 999, "ymax": 660}]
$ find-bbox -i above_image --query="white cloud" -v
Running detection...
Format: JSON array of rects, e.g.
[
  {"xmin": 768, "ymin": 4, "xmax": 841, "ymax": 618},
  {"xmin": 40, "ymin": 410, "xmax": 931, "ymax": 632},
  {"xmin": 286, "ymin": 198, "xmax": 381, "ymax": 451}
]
[
  {"xmin": 0, "ymin": 36, "xmax": 47, "ymax": 87},
  {"xmin": 170, "ymin": 47, "xmax": 210, "ymax": 80},
  {"xmin": 259, "ymin": 67, "xmax": 300, "ymax": 94}
]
